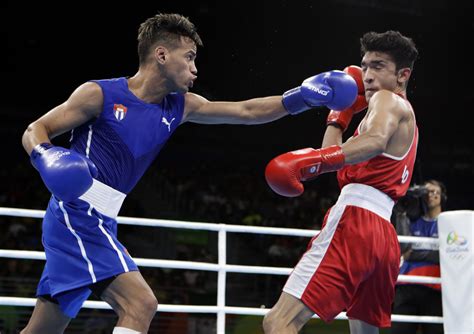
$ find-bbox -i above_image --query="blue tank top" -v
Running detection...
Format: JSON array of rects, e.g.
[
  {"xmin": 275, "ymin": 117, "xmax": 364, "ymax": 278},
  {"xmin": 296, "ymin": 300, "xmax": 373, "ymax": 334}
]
[{"xmin": 69, "ymin": 77, "xmax": 184, "ymax": 194}]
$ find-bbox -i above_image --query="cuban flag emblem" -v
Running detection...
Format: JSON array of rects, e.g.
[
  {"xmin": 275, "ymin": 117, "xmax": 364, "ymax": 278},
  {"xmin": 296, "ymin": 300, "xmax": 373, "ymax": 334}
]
[{"xmin": 113, "ymin": 104, "xmax": 128, "ymax": 121}]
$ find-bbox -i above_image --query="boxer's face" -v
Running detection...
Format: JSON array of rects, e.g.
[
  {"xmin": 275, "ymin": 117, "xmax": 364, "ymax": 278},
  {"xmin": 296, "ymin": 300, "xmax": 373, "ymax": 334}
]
[
  {"xmin": 361, "ymin": 51, "xmax": 411, "ymax": 102},
  {"xmin": 161, "ymin": 36, "xmax": 198, "ymax": 94}
]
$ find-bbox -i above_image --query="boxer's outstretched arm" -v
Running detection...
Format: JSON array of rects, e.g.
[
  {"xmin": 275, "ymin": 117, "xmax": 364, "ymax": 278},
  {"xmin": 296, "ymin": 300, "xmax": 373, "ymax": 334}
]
[
  {"xmin": 181, "ymin": 70, "xmax": 357, "ymax": 125},
  {"xmin": 182, "ymin": 93, "xmax": 287, "ymax": 125}
]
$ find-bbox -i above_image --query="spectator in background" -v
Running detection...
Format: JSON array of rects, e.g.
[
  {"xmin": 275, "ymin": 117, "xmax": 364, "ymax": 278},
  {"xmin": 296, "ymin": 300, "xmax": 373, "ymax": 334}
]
[{"xmin": 391, "ymin": 179, "xmax": 447, "ymax": 334}]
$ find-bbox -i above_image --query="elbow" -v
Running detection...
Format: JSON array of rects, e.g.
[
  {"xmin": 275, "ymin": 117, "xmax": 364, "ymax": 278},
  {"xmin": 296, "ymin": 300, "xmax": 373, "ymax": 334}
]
[
  {"xmin": 22, "ymin": 122, "xmax": 33, "ymax": 141},
  {"xmin": 22, "ymin": 123, "xmax": 35, "ymax": 154},
  {"xmin": 22, "ymin": 121, "xmax": 47, "ymax": 155},
  {"xmin": 376, "ymin": 140, "xmax": 388, "ymax": 154},
  {"xmin": 23, "ymin": 122, "xmax": 36, "ymax": 135}
]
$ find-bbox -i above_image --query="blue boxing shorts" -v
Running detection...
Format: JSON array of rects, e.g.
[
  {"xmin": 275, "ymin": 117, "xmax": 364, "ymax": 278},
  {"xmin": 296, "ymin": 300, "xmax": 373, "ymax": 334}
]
[{"xmin": 36, "ymin": 194, "xmax": 138, "ymax": 318}]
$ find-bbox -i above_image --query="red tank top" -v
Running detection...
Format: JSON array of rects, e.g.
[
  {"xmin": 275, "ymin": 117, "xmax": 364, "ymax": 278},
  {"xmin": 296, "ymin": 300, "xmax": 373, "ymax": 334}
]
[{"xmin": 337, "ymin": 100, "xmax": 418, "ymax": 201}]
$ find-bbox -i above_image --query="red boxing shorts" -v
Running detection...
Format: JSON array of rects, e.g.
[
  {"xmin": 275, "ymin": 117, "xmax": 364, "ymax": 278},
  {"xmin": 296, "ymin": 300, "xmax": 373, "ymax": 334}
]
[{"xmin": 283, "ymin": 183, "xmax": 400, "ymax": 328}]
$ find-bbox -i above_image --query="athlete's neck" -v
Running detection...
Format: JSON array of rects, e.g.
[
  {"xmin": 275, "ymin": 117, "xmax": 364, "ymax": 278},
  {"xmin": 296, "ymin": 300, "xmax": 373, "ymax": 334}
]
[
  {"xmin": 394, "ymin": 87, "xmax": 406, "ymax": 98},
  {"xmin": 128, "ymin": 67, "xmax": 168, "ymax": 104}
]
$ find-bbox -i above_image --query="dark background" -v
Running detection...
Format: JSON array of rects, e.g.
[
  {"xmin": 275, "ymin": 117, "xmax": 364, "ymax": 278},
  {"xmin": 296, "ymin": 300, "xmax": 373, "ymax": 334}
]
[
  {"xmin": 0, "ymin": 1, "xmax": 472, "ymax": 332},
  {"xmin": 1, "ymin": 0, "xmax": 473, "ymax": 210}
]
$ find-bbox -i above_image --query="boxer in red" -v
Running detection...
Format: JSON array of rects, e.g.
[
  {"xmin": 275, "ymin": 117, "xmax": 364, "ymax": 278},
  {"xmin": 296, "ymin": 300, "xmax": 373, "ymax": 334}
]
[{"xmin": 263, "ymin": 30, "xmax": 419, "ymax": 333}]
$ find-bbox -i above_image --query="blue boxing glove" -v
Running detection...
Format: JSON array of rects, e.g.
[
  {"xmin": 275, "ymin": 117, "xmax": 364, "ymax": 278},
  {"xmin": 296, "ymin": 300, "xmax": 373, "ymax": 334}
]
[
  {"xmin": 31, "ymin": 143, "xmax": 98, "ymax": 202},
  {"xmin": 282, "ymin": 70, "xmax": 358, "ymax": 115}
]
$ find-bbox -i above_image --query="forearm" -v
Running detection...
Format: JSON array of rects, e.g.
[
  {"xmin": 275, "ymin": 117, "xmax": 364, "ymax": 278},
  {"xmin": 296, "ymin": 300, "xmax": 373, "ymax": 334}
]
[
  {"xmin": 321, "ymin": 126, "xmax": 343, "ymax": 148},
  {"xmin": 22, "ymin": 122, "xmax": 51, "ymax": 155},
  {"xmin": 187, "ymin": 96, "xmax": 288, "ymax": 125},
  {"xmin": 242, "ymin": 96, "xmax": 288, "ymax": 124},
  {"xmin": 340, "ymin": 132, "xmax": 386, "ymax": 164}
]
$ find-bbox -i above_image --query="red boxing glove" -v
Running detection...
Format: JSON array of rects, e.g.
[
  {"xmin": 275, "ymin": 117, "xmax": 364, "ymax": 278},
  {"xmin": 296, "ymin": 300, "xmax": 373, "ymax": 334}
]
[
  {"xmin": 326, "ymin": 65, "xmax": 368, "ymax": 132},
  {"xmin": 265, "ymin": 145, "xmax": 345, "ymax": 197}
]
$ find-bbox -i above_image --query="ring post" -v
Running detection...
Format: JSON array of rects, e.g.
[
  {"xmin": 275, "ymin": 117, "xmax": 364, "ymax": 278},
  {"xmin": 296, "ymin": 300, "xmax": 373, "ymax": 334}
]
[
  {"xmin": 217, "ymin": 225, "xmax": 227, "ymax": 334},
  {"xmin": 438, "ymin": 210, "xmax": 474, "ymax": 333}
]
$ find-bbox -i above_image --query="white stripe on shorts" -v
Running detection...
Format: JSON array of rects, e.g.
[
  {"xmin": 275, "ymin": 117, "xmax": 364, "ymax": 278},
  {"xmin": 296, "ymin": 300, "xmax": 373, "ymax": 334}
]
[
  {"xmin": 283, "ymin": 202, "xmax": 345, "ymax": 299},
  {"xmin": 87, "ymin": 206, "xmax": 130, "ymax": 273},
  {"xmin": 98, "ymin": 219, "xmax": 129, "ymax": 273},
  {"xmin": 59, "ymin": 201, "xmax": 97, "ymax": 283},
  {"xmin": 283, "ymin": 183, "xmax": 394, "ymax": 299}
]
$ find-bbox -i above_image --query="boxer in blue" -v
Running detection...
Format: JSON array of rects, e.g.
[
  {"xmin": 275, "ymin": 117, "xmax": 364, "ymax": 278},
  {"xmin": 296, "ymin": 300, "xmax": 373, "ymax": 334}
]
[{"xmin": 21, "ymin": 13, "xmax": 358, "ymax": 334}]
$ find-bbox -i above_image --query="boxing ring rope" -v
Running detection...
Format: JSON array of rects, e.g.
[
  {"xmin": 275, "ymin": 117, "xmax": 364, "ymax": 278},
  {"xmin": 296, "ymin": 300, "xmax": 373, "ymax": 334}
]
[{"xmin": 0, "ymin": 207, "xmax": 443, "ymax": 332}]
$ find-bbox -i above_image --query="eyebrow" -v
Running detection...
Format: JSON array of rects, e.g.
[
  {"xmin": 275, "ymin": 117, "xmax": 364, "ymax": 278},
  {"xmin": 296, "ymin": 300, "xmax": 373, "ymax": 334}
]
[{"xmin": 361, "ymin": 60, "xmax": 386, "ymax": 67}]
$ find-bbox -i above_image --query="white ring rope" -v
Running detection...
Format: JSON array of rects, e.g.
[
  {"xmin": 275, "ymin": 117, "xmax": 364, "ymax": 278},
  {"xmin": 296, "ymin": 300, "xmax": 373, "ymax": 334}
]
[
  {"xmin": 0, "ymin": 249, "xmax": 442, "ymax": 283},
  {"xmin": 0, "ymin": 207, "xmax": 444, "ymax": 332}
]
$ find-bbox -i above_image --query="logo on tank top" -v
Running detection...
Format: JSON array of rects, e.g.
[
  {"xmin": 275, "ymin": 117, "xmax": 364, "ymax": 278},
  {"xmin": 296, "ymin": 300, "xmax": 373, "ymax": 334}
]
[
  {"xmin": 401, "ymin": 165, "xmax": 409, "ymax": 184},
  {"xmin": 162, "ymin": 116, "xmax": 176, "ymax": 132},
  {"xmin": 113, "ymin": 104, "xmax": 128, "ymax": 121}
]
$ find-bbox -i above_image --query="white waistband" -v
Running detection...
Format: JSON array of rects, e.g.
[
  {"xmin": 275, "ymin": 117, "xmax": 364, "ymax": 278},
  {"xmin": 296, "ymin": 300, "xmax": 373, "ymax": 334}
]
[
  {"xmin": 79, "ymin": 179, "xmax": 126, "ymax": 219},
  {"xmin": 336, "ymin": 183, "xmax": 394, "ymax": 221}
]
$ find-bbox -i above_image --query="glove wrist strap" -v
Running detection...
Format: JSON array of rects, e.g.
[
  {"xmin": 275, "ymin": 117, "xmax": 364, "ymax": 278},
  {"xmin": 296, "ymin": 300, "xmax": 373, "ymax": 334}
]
[
  {"xmin": 31, "ymin": 142, "xmax": 53, "ymax": 158},
  {"xmin": 326, "ymin": 110, "xmax": 353, "ymax": 132},
  {"xmin": 300, "ymin": 145, "xmax": 345, "ymax": 181},
  {"xmin": 30, "ymin": 142, "xmax": 54, "ymax": 170},
  {"xmin": 320, "ymin": 145, "xmax": 345, "ymax": 172},
  {"xmin": 282, "ymin": 87, "xmax": 310, "ymax": 115}
]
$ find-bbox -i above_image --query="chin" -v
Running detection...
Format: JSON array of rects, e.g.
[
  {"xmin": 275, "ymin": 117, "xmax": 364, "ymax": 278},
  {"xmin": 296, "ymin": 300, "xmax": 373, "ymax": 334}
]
[{"xmin": 176, "ymin": 87, "xmax": 189, "ymax": 94}]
